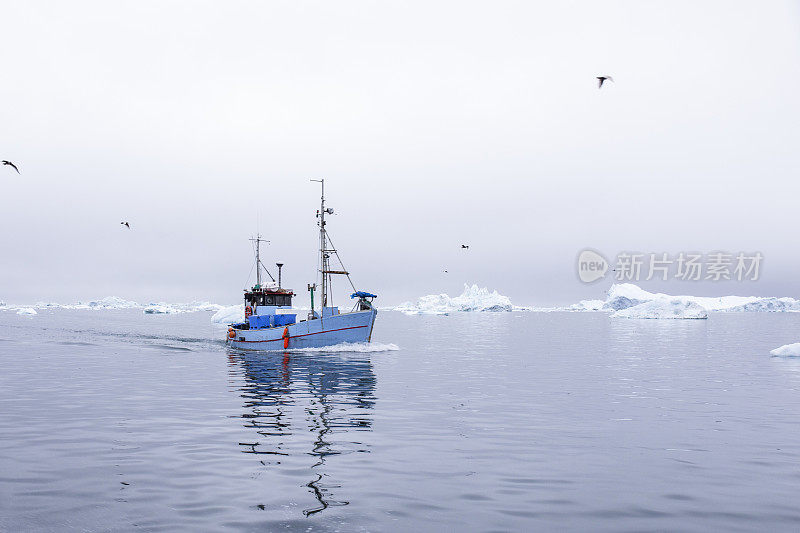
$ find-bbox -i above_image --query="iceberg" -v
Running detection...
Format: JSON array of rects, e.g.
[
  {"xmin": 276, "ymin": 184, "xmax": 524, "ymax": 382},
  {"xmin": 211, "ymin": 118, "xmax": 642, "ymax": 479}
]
[
  {"xmin": 575, "ymin": 284, "xmax": 800, "ymax": 314},
  {"xmin": 211, "ymin": 304, "xmax": 245, "ymax": 324},
  {"xmin": 725, "ymin": 298, "xmax": 800, "ymax": 313},
  {"xmin": 611, "ymin": 299, "xmax": 708, "ymax": 320},
  {"xmin": 16, "ymin": 307, "xmax": 37, "ymax": 316},
  {"xmin": 602, "ymin": 284, "xmax": 654, "ymax": 311},
  {"xmin": 770, "ymin": 343, "xmax": 800, "ymax": 357},
  {"xmin": 393, "ymin": 284, "xmax": 513, "ymax": 315}
]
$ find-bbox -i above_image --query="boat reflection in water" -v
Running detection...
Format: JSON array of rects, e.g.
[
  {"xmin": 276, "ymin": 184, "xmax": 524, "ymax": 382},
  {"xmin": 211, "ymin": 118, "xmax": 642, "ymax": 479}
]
[{"xmin": 227, "ymin": 349, "xmax": 376, "ymax": 516}]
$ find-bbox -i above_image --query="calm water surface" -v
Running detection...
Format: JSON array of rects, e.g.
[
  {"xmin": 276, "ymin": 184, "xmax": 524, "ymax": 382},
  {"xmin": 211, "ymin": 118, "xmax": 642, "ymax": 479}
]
[{"xmin": 2, "ymin": 309, "xmax": 800, "ymax": 531}]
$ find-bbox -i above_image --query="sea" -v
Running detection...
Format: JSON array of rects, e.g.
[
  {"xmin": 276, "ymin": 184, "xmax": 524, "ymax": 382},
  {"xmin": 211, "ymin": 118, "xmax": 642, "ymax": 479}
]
[{"xmin": 3, "ymin": 308, "xmax": 800, "ymax": 532}]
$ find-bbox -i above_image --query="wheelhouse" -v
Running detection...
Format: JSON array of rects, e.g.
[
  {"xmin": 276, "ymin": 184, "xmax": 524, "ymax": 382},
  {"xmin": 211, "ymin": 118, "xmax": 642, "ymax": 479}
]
[{"xmin": 245, "ymin": 286, "xmax": 294, "ymax": 309}]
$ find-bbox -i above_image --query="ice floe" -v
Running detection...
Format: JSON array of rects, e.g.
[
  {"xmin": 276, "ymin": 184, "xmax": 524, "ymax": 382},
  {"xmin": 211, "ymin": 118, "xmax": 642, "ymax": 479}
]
[
  {"xmin": 568, "ymin": 299, "xmax": 605, "ymax": 312},
  {"xmin": 25, "ymin": 297, "xmax": 143, "ymax": 311},
  {"xmin": 62, "ymin": 296, "xmax": 141, "ymax": 310},
  {"xmin": 143, "ymin": 304, "xmax": 180, "ymax": 315},
  {"xmin": 144, "ymin": 302, "xmax": 225, "ymax": 315},
  {"xmin": 16, "ymin": 307, "xmax": 37, "ymax": 316},
  {"xmin": 611, "ymin": 299, "xmax": 708, "ymax": 320},
  {"xmin": 770, "ymin": 343, "xmax": 800, "ymax": 357},
  {"xmin": 0, "ymin": 296, "xmax": 230, "ymax": 316},
  {"xmin": 392, "ymin": 284, "xmax": 513, "ymax": 315}
]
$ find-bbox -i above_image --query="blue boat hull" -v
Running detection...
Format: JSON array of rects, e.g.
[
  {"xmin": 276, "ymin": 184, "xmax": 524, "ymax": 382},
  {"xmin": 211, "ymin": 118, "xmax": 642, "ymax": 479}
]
[{"xmin": 227, "ymin": 309, "xmax": 377, "ymax": 351}]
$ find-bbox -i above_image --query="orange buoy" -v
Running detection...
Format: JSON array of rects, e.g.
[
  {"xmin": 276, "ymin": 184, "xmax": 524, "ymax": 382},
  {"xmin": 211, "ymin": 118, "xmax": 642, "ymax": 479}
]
[
  {"xmin": 282, "ymin": 327, "xmax": 290, "ymax": 349},
  {"xmin": 228, "ymin": 328, "xmax": 235, "ymax": 339},
  {"xmin": 245, "ymin": 305, "xmax": 253, "ymax": 318}
]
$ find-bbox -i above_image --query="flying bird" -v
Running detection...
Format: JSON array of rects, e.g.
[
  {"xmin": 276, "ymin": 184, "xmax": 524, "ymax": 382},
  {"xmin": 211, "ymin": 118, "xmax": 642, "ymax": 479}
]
[
  {"xmin": 461, "ymin": 244, "xmax": 469, "ymax": 249},
  {"xmin": 597, "ymin": 76, "xmax": 614, "ymax": 89},
  {"xmin": 2, "ymin": 160, "xmax": 20, "ymax": 174},
  {"xmin": 121, "ymin": 222, "xmax": 130, "ymax": 229}
]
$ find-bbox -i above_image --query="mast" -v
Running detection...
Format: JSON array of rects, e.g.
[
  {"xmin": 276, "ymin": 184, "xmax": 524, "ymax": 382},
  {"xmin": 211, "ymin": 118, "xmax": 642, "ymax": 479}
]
[
  {"xmin": 249, "ymin": 233, "xmax": 271, "ymax": 287},
  {"xmin": 256, "ymin": 235, "xmax": 261, "ymax": 287},
  {"xmin": 311, "ymin": 179, "xmax": 328, "ymax": 307},
  {"xmin": 309, "ymin": 179, "xmax": 356, "ymax": 314}
]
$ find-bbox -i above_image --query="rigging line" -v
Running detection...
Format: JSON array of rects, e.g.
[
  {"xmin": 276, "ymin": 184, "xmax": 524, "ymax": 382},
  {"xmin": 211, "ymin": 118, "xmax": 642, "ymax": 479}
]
[
  {"xmin": 313, "ymin": 228, "xmax": 321, "ymax": 313},
  {"xmin": 243, "ymin": 240, "xmax": 257, "ymax": 288},
  {"xmin": 244, "ymin": 254, "xmax": 256, "ymax": 288},
  {"xmin": 324, "ymin": 230, "xmax": 333, "ymax": 308},
  {"xmin": 258, "ymin": 259, "xmax": 276, "ymax": 282},
  {"xmin": 323, "ymin": 230, "xmax": 357, "ymax": 292}
]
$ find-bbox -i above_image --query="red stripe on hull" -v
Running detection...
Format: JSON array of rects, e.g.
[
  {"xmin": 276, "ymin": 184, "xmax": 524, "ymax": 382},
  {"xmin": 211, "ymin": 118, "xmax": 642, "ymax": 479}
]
[{"xmin": 232, "ymin": 324, "xmax": 368, "ymax": 344}]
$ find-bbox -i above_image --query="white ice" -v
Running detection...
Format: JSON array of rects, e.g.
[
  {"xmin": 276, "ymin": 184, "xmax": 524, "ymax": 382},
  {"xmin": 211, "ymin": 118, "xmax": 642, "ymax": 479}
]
[
  {"xmin": 611, "ymin": 299, "xmax": 709, "ymax": 320},
  {"xmin": 143, "ymin": 304, "xmax": 181, "ymax": 315},
  {"xmin": 211, "ymin": 304, "xmax": 245, "ymax": 324},
  {"xmin": 574, "ymin": 283, "xmax": 800, "ymax": 314},
  {"xmin": 770, "ymin": 343, "xmax": 800, "ymax": 357},
  {"xmin": 60, "ymin": 296, "xmax": 141, "ymax": 310},
  {"xmin": 392, "ymin": 284, "xmax": 513, "ymax": 315},
  {"xmin": 144, "ymin": 302, "xmax": 225, "ymax": 315},
  {"xmin": 568, "ymin": 299, "xmax": 605, "ymax": 312},
  {"xmin": 0, "ymin": 296, "xmax": 229, "ymax": 315},
  {"xmin": 16, "ymin": 307, "xmax": 37, "ymax": 316}
]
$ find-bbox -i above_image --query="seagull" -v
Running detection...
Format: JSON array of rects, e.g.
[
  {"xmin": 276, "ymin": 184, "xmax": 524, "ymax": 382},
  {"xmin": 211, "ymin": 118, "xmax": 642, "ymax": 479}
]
[
  {"xmin": 443, "ymin": 270, "xmax": 448, "ymax": 273},
  {"xmin": 597, "ymin": 76, "xmax": 614, "ymax": 89},
  {"xmin": 461, "ymin": 244, "xmax": 469, "ymax": 249},
  {"xmin": 121, "ymin": 222, "xmax": 130, "ymax": 229},
  {"xmin": 2, "ymin": 160, "xmax": 20, "ymax": 174}
]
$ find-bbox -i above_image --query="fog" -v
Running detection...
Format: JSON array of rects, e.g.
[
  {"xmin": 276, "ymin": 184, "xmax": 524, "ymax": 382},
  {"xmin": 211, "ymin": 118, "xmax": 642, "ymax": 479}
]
[{"xmin": 1, "ymin": 1, "xmax": 799, "ymax": 307}]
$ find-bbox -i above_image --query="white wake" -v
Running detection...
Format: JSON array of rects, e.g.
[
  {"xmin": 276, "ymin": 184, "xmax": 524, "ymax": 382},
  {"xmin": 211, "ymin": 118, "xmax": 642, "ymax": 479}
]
[{"xmin": 241, "ymin": 342, "xmax": 400, "ymax": 353}]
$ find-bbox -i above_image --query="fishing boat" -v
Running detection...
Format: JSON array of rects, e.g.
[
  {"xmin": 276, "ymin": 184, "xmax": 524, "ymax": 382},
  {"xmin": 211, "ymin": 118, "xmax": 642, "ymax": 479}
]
[{"xmin": 225, "ymin": 180, "xmax": 378, "ymax": 350}]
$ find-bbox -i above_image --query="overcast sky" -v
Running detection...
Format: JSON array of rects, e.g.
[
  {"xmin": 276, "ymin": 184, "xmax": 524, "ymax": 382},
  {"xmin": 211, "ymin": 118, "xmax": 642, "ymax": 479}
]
[{"xmin": 1, "ymin": 1, "xmax": 799, "ymax": 307}]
